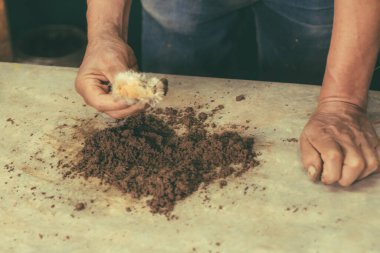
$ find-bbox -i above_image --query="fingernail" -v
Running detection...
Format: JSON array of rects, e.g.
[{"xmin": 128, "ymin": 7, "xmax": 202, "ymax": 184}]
[{"xmin": 308, "ymin": 166, "xmax": 317, "ymax": 181}]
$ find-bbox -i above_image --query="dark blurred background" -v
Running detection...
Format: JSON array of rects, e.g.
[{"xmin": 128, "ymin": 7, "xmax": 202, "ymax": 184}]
[
  {"xmin": 2, "ymin": 0, "xmax": 142, "ymax": 67},
  {"xmin": 0, "ymin": 0, "xmax": 378, "ymax": 90}
]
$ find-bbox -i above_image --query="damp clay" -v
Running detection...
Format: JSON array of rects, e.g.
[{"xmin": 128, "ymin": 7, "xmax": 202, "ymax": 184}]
[
  {"xmin": 112, "ymin": 71, "xmax": 168, "ymax": 106},
  {"xmin": 68, "ymin": 107, "xmax": 258, "ymax": 216}
]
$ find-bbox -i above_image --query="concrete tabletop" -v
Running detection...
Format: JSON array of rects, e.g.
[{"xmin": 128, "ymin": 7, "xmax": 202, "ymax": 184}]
[{"xmin": 1, "ymin": 62, "xmax": 380, "ymax": 253}]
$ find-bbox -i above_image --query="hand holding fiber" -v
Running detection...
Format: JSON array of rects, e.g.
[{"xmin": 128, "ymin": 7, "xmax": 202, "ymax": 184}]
[{"xmin": 112, "ymin": 71, "xmax": 169, "ymax": 106}]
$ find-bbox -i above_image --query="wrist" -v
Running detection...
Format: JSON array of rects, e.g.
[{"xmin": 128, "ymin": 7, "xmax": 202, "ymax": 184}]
[
  {"xmin": 87, "ymin": 25, "xmax": 122, "ymax": 45},
  {"xmin": 319, "ymin": 69, "xmax": 369, "ymax": 110},
  {"xmin": 318, "ymin": 94, "xmax": 368, "ymax": 111},
  {"xmin": 317, "ymin": 99, "xmax": 367, "ymax": 114}
]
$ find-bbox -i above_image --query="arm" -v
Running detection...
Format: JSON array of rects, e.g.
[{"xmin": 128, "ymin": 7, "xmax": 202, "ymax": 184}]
[
  {"xmin": 0, "ymin": 0, "xmax": 13, "ymax": 61},
  {"xmin": 300, "ymin": 0, "xmax": 380, "ymax": 186},
  {"xmin": 76, "ymin": 0, "xmax": 145, "ymax": 119},
  {"xmin": 87, "ymin": 0, "xmax": 131, "ymax": 43},
  {"xmin": 320, "ymin": 0, "xmax": 380, "ymax": 108}
]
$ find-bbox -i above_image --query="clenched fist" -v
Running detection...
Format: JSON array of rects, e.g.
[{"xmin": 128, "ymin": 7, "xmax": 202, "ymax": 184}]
[{"xmin": 300, "ymin": 100, "xmax": 380, "ymax": 186}]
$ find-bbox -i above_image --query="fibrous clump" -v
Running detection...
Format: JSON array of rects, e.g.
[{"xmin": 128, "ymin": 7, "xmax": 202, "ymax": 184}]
[
  {"xmin": 112, "ymin": 71, "xmax": 168, "ymax": 106},
  {"xmin": 67, "ymin": 107, "xmax": 258, "ymax": 216}
]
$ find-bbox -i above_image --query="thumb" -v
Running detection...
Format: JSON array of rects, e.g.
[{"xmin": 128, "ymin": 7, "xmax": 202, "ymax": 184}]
[{"xmin": 300, "ymin": 134, "xmax": 323, "ymax": 181}]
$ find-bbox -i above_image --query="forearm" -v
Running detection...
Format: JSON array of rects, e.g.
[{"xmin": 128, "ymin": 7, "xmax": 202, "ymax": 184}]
[
  {"xmin": 87, "ymin": 0, "xmax": 132, "ymax": 43},
  {"xmin": 320, "ymin": 0, "xmax": 380, "ymax": 109}
]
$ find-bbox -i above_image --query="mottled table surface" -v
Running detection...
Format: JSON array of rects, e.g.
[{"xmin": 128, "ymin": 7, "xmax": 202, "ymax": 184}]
[{"xmin": 1, "ymin": 62, "xmax": 380, "ymax": 253}]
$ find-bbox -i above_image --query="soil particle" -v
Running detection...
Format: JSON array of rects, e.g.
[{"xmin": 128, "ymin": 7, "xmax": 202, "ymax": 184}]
[
  {"xmin": 74, "ymin": 202, "xmax": 85, "ymax": 211},
  {"xmin": 283, "ymin": 138, "xmax": 298, "ymax": 143},
  {"xmin": 219, "ymin": 180, "xmax": 228, "ymax": 188},
  {"xmin": 67, "ymin": 107, "xmax": 258, "ymax": 216},
  {"xmin": 235, "ymin": 95, "xmax": 245, "ymax": 101},
  {"xmin": 6, "ymin": 118, "xmax": 15, "ymax": 124},
  {"xmin": 198, "ymin": 112, "xmax": 208, "ymax": 121},
  {"xmin": 211, "ymin": 105, "xmax": 224, "ymax": 116}
]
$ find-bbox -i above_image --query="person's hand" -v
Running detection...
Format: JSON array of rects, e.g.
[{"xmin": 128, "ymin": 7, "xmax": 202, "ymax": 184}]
[
  {"xmin": 300, "ymin": 100, "xmax": 380, "ymax": 186},
  {"xmin": 75, "ymin": 35, "xmax": 145, "ymax": 119}
]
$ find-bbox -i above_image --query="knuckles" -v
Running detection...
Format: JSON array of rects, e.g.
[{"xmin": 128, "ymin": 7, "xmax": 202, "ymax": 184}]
[
  {"xmin": 346, "ymin": 157, "xmax": 365, "ymax": 172},
  {"xmin": 322, "ymin": 150, "xmax": 343, "ymax": 162},
  {"xmin": 321, "ymin": 173, "xmax": 340, "ymax": 185}
]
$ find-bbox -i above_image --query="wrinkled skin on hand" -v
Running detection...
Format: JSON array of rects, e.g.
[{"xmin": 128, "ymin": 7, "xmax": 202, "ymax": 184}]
[
  {"xmin": 75, "ymin": 36, "xmax": 145, "ymax": 119},
  {"xmin": 300, "ymin": 101, "xmax": 380, "ymax": 186}
]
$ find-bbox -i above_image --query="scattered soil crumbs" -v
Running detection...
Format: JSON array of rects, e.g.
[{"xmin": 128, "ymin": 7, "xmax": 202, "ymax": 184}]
[
  {"xmin": 284, "ymin": 138, "xmax": 298, "ymax": 143},
  {"xmin": 74, "ymin": 202, "xmax": 86, "ymax": 211},
  {"xmin": 235, "ymin": 95, "xmax": 245, "ymax": 101},
  {"xmin": 219, "ymin": 180, "xmax": 228, "ymax": 188},
  {"xmin": 65, "ymin": 106, "xmax": 258, "ymax": 216},
  {"xmin": 6, "ymin": 118, "xmax": 15, "ymax": 124}
]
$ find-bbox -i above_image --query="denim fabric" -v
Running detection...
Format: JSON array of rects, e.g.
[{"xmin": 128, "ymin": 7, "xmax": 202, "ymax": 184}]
[
  {"xmin": 140, "ymin": 0, "xmax": 334, "ymax": 84},
  {"xmin": 254, "ymin": 0, "xmax": 333, "ymax": 83},
  {"xmin": 141, "ymin": 0, "xmax": 257, "ymax": 34}
]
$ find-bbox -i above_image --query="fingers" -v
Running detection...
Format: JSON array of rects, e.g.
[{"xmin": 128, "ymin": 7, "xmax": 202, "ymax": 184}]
[
  {"xmin": 301, "ymin": 102, "xmax": 380, "ymax": 187},
  {"xmin": 300, "ymin": 134, "xmax": 322, "ymax": 181},
  {"xmin": 307, "ymin": 132, "xmax": 380, "ymax": 186},
  {"xmin": 78, "ymin": 77, "xmax": 146, "ymax": 118},
  {"xmin": 309, "ymin": 137, "xmax": 344, "ymax": 184},
  {"xmin": 82, "ymin": 82, "xmax": 131, "ymax": 112},
  {"xmin": 104, "ymin": 103, "xmax": 146, "ymax": 119},
  {"xmin": 358, "ymin": 134, "xmax": 380, "ymax": 180},
  {"xmin": 338, "ymin": 142, "xmax": 366, "ymax": 186}
]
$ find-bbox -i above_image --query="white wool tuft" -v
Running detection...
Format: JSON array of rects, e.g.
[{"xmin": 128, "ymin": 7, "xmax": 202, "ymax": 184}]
[{"xmin": 112, "ymin": 71, "xmax": 167, "ymax": 106}]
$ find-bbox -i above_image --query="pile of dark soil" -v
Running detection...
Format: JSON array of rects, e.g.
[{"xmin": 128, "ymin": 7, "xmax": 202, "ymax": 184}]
[{"xmin": 67, "ymin": 107, "xmax": 258, "ymax": 215}]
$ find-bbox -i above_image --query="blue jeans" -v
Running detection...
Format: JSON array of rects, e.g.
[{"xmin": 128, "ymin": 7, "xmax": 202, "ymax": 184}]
[{"xmin": 140, "ymin": 0, "xmax": 334, "ymax": 84}]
